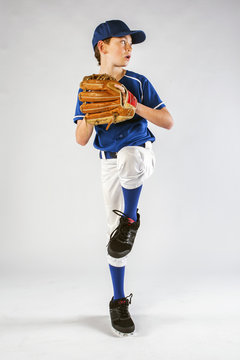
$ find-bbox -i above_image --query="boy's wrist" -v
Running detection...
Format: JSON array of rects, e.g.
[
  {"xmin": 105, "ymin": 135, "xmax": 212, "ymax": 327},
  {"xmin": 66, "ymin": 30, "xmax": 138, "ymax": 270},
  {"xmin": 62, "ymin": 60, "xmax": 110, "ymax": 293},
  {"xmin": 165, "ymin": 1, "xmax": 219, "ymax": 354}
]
[{"xmin": 135, "ymin": 102, "xmax": 141, "ymax": 115}]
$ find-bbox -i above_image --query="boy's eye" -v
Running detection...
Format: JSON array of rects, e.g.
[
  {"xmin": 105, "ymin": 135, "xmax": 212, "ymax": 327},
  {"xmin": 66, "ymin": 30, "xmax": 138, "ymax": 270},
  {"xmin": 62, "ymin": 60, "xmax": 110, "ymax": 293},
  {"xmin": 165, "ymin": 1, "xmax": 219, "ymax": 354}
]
[{"xmin": 120, "ymin": 40, "xmax": 132, "ymax": 46}]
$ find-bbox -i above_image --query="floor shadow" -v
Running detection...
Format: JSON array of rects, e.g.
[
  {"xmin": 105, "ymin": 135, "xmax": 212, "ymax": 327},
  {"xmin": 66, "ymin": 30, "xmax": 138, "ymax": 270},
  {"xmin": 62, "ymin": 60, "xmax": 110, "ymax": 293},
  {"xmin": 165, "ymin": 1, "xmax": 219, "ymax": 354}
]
[
  {"xmin": 0, "ymin": 313, "xmax": 186, "ymax": 337},
  {"xmin": 0, "ymin": 314, "xmax": 111, "ymax": 336},
  {"xmin": 77, "ymin": 315, "xmax": 112, "ymax": 335}
]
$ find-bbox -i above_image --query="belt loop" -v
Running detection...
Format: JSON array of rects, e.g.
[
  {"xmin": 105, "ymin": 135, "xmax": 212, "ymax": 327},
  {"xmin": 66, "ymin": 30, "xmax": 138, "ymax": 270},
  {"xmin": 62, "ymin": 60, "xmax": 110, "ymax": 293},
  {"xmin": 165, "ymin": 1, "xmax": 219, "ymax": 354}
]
[
  {"xmin": 100, "ymin": 151, "xmax": 106, "ymax": 159},
  {"xmin": 145, "ymin": 141, "xmax": 152, "ymax": 149}
]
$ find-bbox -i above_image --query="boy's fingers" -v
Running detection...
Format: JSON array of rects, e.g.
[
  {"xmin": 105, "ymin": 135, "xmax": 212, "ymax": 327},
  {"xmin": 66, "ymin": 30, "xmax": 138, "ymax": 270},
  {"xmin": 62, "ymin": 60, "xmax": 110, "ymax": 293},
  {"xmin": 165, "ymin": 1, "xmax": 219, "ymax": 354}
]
[{"xmin": 114, "ymin": 84, "xmax": 125, "ymax": 93}]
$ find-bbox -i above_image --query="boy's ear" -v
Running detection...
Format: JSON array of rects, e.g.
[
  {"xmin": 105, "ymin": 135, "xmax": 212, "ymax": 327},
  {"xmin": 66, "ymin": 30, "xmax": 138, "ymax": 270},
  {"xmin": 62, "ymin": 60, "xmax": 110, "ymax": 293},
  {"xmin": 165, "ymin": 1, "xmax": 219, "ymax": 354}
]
[{"xmin": 98, "ymin": 40, "xmax": 108, "ymax": 54}]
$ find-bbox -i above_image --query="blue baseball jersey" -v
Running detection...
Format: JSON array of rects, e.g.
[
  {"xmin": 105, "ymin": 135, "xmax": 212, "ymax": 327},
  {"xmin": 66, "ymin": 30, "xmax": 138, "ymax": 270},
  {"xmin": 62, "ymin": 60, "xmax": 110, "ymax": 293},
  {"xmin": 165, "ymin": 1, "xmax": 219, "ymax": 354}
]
[{"xmin": 73, "ymin": 70, "xmax": 166, "ymax": 152}]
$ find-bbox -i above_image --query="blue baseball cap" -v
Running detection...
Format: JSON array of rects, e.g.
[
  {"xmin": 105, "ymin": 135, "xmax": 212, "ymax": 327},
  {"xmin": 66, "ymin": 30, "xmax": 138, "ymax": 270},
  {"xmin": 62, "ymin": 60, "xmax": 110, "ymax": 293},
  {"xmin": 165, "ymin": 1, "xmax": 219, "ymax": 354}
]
[{"xmin": 92, "ymin": 20, "xmax": 146, "ymax": 50}]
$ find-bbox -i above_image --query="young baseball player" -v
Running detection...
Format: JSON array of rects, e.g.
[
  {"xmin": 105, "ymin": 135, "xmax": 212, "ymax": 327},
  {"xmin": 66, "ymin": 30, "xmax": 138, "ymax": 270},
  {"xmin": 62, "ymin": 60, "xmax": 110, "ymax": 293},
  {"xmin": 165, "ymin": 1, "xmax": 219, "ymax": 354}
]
[{"xmin": 73, "ymin": 20, "xmax": 173, "ymax": 336}]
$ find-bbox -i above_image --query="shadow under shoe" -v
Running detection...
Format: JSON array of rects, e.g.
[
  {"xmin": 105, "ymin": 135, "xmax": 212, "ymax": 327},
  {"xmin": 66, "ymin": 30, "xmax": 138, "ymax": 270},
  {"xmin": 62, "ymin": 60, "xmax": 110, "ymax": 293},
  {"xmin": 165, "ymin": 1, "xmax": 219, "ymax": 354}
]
[
  {"xmin": 109, "ymin": 293, "xmax": 135, "ymax": 336},
  {"xmin": 107, "ymin": 209, "xmax": 140, "ymax": 258}
]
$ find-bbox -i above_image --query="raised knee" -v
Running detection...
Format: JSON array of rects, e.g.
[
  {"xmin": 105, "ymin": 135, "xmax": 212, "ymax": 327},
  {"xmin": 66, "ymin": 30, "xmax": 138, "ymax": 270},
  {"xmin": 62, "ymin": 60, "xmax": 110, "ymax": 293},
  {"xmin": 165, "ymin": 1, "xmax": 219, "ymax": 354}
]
[{"xmin": 118, "ymin": 148, "xmax": 144, "ymax": 177}]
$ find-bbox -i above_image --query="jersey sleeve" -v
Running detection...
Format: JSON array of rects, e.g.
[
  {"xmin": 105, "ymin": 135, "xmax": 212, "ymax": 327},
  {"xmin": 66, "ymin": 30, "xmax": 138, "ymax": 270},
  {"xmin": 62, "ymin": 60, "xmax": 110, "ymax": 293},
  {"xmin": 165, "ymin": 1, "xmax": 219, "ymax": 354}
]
[
  {"xmin": 142, "ymin": 78, "xmax": 166, "ymax": 110},
  {"xmin": 73, "ymin": 88, "xmax": 85, "ymax": 124}
]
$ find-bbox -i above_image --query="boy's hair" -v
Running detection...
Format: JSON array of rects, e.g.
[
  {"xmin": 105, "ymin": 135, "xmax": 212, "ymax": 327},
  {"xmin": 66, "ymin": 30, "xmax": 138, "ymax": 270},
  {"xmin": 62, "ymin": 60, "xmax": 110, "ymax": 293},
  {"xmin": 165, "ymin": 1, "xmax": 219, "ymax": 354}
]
[{"xmin": 94, "ymin": 37, "xmax": 111, "ymax": 65}]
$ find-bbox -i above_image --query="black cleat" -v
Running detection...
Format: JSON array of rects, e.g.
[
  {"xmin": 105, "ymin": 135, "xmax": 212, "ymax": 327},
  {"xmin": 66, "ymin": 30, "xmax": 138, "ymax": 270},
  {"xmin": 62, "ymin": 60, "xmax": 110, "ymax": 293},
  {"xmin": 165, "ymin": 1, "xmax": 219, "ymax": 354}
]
[
  {"xmin": 107, "ymin": 209, "xmax": 140, "ymax": 258},
  {"xmin": 109, "ymin": 293, "xmax": 135, "ymax": 336}
]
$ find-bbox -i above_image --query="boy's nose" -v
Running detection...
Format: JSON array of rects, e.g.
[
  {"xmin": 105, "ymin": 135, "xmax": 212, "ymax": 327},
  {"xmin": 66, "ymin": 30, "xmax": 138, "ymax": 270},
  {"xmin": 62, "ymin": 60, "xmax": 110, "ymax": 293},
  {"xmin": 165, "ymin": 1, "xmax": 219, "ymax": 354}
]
[{"xmin": 126, "ymin": 43, "xmax": 132, "ymax": 51}]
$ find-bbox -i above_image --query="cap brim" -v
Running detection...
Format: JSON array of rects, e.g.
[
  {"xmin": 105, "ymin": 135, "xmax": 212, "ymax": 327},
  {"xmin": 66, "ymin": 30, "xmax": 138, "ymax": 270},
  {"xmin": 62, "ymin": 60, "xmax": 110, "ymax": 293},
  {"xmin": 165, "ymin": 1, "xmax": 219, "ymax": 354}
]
[
  {"xmin": 129, "ymin": 30, "xmax": 146, "ymax": 44},
  {"xmin": 111, "ymin": 30, "xmax": 146, "ymax": 44}
]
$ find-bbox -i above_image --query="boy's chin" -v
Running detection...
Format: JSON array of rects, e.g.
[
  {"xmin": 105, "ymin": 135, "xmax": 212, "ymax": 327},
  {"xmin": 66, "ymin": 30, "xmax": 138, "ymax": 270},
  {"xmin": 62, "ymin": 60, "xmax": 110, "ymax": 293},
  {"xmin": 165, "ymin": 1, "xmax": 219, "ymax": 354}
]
[
  {"xmin": 121, "ymin": 62, "xmax": 128, "ymax": 67},
  {"xmin": 115, "ymin": 64, "xmax": 127, "ymax": 68}
]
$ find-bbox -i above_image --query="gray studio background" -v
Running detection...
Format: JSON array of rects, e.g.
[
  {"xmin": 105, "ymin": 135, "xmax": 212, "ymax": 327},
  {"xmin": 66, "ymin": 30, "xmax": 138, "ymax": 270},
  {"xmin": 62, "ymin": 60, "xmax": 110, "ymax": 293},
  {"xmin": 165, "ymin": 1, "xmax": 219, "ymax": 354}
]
[{"xmin": 1, "ymin": 0, "xmax": 240, "ymax": 359}]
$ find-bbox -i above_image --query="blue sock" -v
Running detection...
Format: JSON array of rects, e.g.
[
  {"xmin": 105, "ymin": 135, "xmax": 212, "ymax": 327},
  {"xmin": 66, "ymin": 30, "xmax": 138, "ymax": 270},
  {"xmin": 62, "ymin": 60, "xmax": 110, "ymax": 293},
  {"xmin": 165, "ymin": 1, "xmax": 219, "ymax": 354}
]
[
  {"xmin": 122, "ymin": 185, "xmax": 142, "ymax": 221},
  {"xmin": 109, "ymin": 264, "xmax": 125, "ymax": 300}
]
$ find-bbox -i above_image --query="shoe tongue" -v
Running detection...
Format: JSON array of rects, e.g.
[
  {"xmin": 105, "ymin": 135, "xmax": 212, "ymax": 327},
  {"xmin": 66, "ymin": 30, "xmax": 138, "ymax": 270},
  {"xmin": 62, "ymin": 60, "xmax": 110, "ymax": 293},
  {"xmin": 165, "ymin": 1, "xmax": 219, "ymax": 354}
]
[
  {"xmin": 127, "ymin": 217, "xmax": 135, "ymax": 224},
  {"xmin": 120, "ymin": 216, "xmax": 133, "ymax": 227}
]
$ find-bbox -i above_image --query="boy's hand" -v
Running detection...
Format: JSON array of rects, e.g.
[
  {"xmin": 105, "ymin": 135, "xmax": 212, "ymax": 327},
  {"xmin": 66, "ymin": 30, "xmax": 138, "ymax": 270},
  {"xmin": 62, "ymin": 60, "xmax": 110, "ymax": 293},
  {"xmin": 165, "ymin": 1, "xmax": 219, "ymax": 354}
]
[
  {"xmin": 114, "ymin": 84, "xmax": 138, "ymax": 113},
  {"xmin": 114, "ymin": 84, "xmax": 127, "ymax": 103}
]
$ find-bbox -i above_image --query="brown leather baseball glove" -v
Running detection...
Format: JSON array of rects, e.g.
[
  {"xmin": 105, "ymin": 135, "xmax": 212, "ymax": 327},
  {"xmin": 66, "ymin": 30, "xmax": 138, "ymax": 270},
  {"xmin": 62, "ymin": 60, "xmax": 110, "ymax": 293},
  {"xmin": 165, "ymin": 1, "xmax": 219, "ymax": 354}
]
[{"xmin": 79, "ymin": 73, "xmax": 137, "ymax": 130}]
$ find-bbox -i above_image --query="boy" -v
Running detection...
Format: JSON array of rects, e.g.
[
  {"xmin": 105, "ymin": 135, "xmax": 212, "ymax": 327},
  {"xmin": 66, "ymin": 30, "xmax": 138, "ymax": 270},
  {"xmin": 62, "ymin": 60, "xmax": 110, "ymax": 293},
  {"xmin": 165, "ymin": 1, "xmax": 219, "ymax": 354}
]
[{"xmin": 73, "ymin": 20, "xmax": 173, "ymax": 336}]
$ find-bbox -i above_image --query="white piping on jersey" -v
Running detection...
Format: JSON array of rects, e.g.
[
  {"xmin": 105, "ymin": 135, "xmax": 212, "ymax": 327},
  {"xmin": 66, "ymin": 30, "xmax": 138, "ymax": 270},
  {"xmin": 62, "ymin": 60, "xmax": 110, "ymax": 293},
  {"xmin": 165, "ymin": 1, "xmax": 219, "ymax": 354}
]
[
  {"xmin": 124, "ymin": 75, "xmax": 144, "ymax": 102},
  {"xmin": 154, "ymin": 102, "xmax": 165, "ymax": 109},
  {"xmin": 73, "ymin": 115, "xmax": 84, "ymax": 119}
]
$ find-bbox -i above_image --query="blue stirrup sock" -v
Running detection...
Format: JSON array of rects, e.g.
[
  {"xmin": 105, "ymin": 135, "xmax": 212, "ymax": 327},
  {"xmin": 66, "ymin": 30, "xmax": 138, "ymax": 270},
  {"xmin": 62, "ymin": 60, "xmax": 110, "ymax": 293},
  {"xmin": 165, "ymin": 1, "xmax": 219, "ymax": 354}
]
[
  {"xmin": 109, "ymin": 264, "xmax": 125, "ymax": 300},
  {"xmin": 122, "ymin": 185, "xmax": 142, "ymax": 222},
  {"xmin": 109, "ymin": 186, "xmax": 142, "ymax": 300}
]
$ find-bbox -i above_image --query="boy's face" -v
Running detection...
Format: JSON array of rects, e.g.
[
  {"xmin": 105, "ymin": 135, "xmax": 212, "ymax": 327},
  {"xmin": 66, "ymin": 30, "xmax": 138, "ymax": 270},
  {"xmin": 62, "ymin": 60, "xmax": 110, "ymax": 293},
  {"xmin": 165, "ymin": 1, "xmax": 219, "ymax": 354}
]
[{"xmin": 102, "ymin": 35, "xmax": 132, "ymax": 67}]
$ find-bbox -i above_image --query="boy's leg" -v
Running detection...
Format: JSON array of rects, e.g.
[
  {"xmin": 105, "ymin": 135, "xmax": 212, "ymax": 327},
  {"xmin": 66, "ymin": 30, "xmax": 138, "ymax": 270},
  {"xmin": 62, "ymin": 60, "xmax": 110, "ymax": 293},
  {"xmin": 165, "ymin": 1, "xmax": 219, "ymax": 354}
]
[
  {"xmin": 100, "ymin": 145, "xmax": 155, "ymax": 335},
  {"xmin": 107, "ymin": 142, "xmax": 156, "ymax": 258}
]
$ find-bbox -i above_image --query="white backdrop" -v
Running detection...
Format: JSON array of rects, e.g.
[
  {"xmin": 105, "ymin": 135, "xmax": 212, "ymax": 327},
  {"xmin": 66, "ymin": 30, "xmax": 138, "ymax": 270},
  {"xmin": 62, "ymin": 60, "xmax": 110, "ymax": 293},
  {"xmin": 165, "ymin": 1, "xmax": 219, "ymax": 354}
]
[
  {"xmin": 1, "ymin": 0, "xmax": 239, "ymax": 278},
  {"xmin": 0, "ymin": 0, "xmax": 240, "ymax": 357}
]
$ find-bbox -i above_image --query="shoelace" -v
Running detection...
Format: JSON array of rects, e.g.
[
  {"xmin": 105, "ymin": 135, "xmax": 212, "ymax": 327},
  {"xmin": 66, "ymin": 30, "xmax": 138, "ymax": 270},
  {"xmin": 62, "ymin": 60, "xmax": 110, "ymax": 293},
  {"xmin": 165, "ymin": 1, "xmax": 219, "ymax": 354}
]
[
  {"xmin": 118, "ymin": 293, "xmax": 133, "ymax": 318},
  {"xmin": 107, "ymin": 210, "xmax": 135, "ymax": 247}
]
